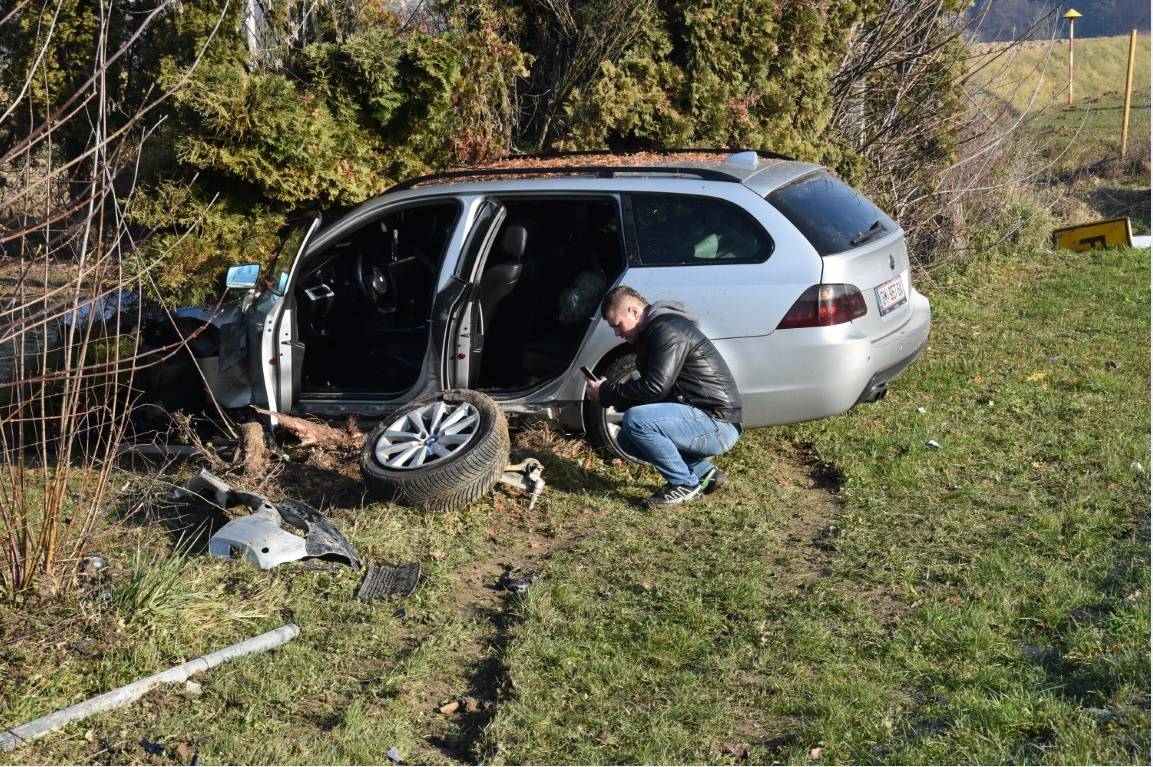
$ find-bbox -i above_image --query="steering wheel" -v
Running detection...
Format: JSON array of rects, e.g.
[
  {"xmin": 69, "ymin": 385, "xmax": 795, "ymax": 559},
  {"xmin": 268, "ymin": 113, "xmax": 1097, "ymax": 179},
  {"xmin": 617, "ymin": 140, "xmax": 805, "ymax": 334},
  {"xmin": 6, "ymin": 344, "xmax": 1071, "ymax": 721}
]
[{"xmin": 354, "ymin": 252, "xmax": 396, "ymax": 315}]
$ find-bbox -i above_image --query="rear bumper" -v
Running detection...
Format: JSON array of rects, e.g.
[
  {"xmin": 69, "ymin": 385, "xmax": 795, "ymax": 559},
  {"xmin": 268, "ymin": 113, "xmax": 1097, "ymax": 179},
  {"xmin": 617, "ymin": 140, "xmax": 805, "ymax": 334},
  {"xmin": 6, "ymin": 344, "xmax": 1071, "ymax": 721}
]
[
  {"xmin": 721, "ymin": 288, "xmax": 931, "ymax": 426},
  {"xmin": 853, "ymin": 332, "xmax": 929, "ymax": 405}
]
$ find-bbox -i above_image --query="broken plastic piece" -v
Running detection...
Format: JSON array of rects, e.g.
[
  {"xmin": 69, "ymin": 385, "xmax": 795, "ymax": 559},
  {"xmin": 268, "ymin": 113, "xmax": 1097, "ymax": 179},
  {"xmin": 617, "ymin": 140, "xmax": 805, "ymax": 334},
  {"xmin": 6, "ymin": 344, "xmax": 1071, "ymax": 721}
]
[
  {"xmin": 209, "ymin": 515, "xmax": 308, "ymax": 569},
  {"xmin": 275, "ymin": 499, "xmax": 362, "ymax": 566},
  {"xmin": 926, "ymin": 439, "xmax": 941, "ymax": 449},
  {"xmin": 178, "ymin": 470, "xmax": 360, "ymax": 570},
  {"xmin": 357, "ymin": 562, "xmax": 421, "ymax": 601},
  {"xmin": 497, "ymin": 567, "xmax": 539, "ymax": 593},
  {"xmin": 78, "ymin": 556, "xmax": 108, "ymax": 580},
  {"xmin": 386, "ymin": 747, "xmax": 401, "ymax": 763}
]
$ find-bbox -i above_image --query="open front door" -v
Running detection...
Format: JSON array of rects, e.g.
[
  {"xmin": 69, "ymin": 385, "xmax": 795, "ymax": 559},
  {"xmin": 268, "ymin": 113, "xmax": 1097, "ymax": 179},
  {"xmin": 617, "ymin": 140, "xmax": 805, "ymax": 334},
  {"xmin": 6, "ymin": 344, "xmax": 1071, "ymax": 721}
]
[
  {"xmin": 446, "ymin": 199, "xmax": 506, "ymax": 388},
  {"xmin": 260, "ymin": 216, "xmax": 322, "ymax": 423}
]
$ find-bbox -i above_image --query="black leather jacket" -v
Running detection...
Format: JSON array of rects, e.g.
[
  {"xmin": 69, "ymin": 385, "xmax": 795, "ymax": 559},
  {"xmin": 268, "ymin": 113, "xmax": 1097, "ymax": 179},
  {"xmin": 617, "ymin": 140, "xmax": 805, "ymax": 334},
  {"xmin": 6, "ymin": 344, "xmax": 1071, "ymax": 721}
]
[{"xmin": 600, "ymin": 303, "xmax": 742, "ymax": 424}]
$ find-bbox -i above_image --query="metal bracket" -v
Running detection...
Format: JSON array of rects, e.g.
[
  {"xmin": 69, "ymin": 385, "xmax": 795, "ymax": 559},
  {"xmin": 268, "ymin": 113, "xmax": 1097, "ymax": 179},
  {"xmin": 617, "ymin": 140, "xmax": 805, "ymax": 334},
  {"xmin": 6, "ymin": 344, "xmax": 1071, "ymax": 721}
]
[{"xmin": 497, "ymin": 458, "xmax": 546, "ymax": 511}]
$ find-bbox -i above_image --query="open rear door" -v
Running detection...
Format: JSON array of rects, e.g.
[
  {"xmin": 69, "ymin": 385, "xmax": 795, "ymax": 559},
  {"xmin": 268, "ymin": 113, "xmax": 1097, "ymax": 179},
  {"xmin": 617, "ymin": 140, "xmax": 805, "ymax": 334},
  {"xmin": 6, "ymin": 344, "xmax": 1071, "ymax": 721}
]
[{"xmin": 260, "ymin": 216, "xmax": 322, "ymax": 424}]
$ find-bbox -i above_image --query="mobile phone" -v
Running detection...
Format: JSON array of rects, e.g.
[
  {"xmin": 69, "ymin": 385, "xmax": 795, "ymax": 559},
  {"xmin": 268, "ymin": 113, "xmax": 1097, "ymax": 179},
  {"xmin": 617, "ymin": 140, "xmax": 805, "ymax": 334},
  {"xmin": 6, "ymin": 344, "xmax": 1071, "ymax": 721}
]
[{"xmin": 580, "ymin": 365, "xmax": 598, "ymax": 381}]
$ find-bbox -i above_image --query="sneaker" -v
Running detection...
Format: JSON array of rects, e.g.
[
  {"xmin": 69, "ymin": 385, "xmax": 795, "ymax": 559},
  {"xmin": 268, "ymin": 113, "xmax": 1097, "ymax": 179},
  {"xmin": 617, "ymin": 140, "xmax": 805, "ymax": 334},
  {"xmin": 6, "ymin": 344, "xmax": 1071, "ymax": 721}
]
[
  {"xmin": 700, "ymin": 468, "xmax": 728, "ymax": 495},
  {"xmin": 647, "ymin": 482, "xmax": 704, "ymax": 507}
]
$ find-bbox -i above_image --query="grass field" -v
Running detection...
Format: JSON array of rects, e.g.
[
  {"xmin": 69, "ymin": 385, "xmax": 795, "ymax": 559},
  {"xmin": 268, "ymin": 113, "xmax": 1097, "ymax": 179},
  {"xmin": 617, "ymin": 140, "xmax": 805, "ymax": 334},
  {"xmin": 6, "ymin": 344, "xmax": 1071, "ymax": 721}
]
[
  {"xmin": 1, "ymin": 237, "xmax": 1147, "ymax": 764},
  {"xmin": 970, "ymin": 35, "xmax": 1151, "ymax": 117}
]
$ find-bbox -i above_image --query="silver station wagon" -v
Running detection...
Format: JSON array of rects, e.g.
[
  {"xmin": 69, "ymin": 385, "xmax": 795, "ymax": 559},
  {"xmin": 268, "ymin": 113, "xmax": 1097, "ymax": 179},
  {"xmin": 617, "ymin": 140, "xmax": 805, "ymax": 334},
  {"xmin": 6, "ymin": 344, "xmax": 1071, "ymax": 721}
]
[{"xmin": 152, "ymin": 150, "xmax": 930, "ymax": 506}]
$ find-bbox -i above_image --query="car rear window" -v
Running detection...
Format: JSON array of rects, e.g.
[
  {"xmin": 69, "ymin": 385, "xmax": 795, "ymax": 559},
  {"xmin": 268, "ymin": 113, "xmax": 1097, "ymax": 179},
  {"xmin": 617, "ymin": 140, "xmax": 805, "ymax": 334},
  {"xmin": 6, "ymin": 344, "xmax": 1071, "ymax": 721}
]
[
  {"xmin": 767, "ymin": 172, "xmax": 896, "ymax": 256},
  {"xmin": 629, "ymin": 194, "xmax": 773, "ymax": 266}
]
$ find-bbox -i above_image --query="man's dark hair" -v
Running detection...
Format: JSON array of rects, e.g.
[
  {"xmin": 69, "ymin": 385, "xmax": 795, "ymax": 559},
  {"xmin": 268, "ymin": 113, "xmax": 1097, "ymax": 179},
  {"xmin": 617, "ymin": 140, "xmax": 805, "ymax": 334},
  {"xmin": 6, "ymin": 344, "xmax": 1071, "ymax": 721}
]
[{"xmin": 601, "ymin": 285, "xmax": 649, "ymax": 318}]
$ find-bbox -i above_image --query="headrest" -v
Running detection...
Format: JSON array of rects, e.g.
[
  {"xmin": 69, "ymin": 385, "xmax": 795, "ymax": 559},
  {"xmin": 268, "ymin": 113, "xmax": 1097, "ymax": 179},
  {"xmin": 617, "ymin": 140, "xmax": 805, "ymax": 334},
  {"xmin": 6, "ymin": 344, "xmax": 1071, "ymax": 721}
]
[{"xmin": 500, "ymin": 222, "xmax": 530, "ymax": 258}]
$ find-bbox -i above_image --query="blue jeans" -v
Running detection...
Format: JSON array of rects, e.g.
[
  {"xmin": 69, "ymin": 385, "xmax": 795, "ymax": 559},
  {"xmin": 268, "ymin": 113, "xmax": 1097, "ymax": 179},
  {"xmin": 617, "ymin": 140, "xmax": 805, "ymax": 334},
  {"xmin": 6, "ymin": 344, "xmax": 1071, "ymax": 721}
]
[{"xmin": 615, "ymin": 402, "xmax": 740, "ymax": 487}]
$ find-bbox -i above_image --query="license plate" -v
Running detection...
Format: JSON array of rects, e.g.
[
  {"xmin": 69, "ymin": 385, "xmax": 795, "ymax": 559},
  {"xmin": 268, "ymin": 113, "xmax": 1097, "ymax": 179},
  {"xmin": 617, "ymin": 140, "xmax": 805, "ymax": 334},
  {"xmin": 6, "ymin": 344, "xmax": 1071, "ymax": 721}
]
[{"xmin": 875, "ymin": 276, "xmax": 907, "ymax": 316}]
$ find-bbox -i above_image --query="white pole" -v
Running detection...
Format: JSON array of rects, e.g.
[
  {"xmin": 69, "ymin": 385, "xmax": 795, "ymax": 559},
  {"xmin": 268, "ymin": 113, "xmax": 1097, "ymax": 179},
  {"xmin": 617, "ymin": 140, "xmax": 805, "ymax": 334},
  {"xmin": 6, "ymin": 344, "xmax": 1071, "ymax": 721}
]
[{"xmin": 0, "ymin": 624, "xmax": 300, "ymax": 753}]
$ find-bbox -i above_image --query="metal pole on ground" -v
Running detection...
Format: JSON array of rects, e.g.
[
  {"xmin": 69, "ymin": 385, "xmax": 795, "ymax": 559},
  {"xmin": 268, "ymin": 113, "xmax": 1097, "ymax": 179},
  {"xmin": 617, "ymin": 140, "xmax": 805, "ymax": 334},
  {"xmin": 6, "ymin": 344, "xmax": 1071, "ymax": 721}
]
[
  {"xmin": 1121, "ymin": 29, "xmax": 1137, "ymax": 159},
  {"xmin": 0, "ymin": 624, "xmax": 300, "ymax": 753}
]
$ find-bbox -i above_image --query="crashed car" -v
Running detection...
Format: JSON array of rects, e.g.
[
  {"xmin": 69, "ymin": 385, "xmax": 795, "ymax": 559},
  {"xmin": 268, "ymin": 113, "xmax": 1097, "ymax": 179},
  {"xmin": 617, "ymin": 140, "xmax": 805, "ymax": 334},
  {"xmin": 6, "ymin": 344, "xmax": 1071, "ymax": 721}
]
[{"xmin": 137, "ymin": 150, "xmax": 931, "ymax": 506}]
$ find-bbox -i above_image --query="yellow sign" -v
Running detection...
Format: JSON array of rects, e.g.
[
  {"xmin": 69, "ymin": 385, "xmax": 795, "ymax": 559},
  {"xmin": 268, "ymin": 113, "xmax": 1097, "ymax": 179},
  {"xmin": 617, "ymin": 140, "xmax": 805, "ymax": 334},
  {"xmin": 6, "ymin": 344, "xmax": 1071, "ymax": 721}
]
[{"xmin": 1051, "ymin": 217, "xmax": 1132, "ymax": 252}]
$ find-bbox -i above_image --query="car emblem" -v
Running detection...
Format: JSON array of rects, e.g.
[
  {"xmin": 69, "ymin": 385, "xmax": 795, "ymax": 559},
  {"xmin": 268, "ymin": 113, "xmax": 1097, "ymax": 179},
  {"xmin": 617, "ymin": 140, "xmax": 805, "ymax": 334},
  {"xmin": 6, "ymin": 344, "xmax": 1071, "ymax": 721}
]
[{"xmin": 889, "ymin": 254, "xmax": 896, "ymax": 270}]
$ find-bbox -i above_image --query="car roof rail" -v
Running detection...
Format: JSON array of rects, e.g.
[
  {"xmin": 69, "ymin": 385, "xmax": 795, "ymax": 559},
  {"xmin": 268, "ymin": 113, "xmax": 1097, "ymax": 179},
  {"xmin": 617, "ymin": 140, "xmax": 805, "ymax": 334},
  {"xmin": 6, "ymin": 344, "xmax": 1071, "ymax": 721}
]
[
  {"xmin": 387, "ymin": 164, "xmax": 746, "ymax": 192},
  {"xmin": 501, "ymin": 147, "xmax": 796, "ymax": 162}
]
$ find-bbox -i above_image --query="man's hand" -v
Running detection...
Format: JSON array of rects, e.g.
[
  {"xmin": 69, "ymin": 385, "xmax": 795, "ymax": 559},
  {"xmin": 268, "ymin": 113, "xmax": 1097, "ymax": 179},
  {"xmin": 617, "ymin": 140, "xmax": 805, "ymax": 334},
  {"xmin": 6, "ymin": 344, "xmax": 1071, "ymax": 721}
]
[{"xmin": 585, "ymin": 377, "xmax": 607, "ymax": 403}]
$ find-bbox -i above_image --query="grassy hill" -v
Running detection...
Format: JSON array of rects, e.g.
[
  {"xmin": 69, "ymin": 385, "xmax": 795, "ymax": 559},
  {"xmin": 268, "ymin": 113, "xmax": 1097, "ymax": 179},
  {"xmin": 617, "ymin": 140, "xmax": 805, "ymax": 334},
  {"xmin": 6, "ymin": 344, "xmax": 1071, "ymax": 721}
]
[
  {"xmin": 970, "ymin": 34, "xmax": 1151, "ymax": 115},
  {"xmin": 969, "ymin": 34, "xmax": 1151, "ymax": 235}
]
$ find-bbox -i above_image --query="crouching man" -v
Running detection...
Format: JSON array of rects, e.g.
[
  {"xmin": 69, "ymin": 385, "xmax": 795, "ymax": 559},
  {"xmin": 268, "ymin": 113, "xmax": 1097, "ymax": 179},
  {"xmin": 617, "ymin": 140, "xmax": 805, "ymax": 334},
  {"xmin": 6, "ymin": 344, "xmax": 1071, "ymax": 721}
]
[{"xmin": 586, "ymin": 286, "xmax": 742, "ymax": 506}]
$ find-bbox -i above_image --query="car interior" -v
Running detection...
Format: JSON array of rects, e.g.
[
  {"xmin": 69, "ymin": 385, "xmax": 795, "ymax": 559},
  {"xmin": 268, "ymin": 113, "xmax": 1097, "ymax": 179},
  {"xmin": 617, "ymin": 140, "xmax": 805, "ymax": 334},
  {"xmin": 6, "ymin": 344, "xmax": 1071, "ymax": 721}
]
[
  {"xmin": 294, "ymin": 196, "xmax": 626, "ymax": 397},
  {"xmin": 473, "ymin": 197, "xmax": 625, "ymax": 391},
  {"xmin": 296, "ymin": 202, "xmax": 459, "ymax": 394}
]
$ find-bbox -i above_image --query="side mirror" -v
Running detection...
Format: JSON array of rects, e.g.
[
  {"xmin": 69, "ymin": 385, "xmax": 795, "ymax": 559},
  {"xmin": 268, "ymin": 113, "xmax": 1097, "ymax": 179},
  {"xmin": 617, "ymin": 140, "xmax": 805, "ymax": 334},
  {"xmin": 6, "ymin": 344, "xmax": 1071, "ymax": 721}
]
[{"xmin": 225, "ymin": 263, "xmax": 261, "ymax": 289}]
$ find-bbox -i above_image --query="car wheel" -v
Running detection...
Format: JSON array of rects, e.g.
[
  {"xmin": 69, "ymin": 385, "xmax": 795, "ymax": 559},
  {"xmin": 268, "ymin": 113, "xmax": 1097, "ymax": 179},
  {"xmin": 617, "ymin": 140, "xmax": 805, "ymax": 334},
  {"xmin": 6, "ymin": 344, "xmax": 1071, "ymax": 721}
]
[
  {"xmin": 583, "ymin": 353, "xmax": 644, "ymax": 464},
  {"xmin": 361, "ymin": 389, "xmax": 510, "ymax": 512}
]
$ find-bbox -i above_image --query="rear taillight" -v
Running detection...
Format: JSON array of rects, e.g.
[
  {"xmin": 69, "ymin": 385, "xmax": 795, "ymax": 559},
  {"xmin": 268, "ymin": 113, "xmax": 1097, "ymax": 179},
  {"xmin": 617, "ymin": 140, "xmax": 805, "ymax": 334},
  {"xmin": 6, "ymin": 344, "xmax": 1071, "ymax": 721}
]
[{"xmin": 776, "ymin": 284, "xmax": 868, "ymax": 329}]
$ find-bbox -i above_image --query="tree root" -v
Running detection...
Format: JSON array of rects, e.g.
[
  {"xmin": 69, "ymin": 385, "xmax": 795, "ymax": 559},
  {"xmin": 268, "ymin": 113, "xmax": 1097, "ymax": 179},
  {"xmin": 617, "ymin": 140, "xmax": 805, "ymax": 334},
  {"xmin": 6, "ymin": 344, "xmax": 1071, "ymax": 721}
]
[{"xmin": 251, "ymin": 406, "xmax": 363, "ymax": 450}]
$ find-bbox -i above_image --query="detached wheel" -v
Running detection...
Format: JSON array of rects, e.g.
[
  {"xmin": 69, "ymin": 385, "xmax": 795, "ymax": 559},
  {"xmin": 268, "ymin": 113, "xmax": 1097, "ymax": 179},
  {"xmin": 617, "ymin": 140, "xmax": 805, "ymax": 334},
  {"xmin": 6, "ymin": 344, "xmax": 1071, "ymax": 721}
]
[
  {"xmin": 583, "ymin": 353, "xmax": 643, "ymax": 464},
  {"xmin": 361, "ymin": 389, "xmax": 510, "ymax": 512}
]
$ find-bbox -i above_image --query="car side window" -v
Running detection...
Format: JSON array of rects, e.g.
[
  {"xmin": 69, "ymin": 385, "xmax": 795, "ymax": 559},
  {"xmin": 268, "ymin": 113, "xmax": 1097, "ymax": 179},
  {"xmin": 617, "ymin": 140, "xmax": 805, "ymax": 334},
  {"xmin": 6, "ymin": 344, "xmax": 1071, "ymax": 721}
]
[{"xmin": 628, "ymin": 194, "xmax": 773, "ymax": 266}]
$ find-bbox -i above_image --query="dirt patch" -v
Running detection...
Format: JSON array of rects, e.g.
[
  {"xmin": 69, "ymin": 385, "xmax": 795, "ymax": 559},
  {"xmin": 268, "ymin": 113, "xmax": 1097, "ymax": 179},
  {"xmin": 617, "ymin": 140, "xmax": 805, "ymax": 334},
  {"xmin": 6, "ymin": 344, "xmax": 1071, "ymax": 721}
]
[
  {"xmin": 406, "ymin": 496, "xmax": 589, "ymax": 764},
  {"xmin": 772, "ymin": 441, "xmax": 910, "ymax": 625}
]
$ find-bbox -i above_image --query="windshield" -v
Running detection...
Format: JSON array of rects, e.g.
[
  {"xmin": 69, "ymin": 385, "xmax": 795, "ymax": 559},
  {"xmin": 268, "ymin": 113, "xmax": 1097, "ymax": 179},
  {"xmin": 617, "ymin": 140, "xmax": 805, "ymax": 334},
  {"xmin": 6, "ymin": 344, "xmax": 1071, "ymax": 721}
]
[{"xmin": 767, "ymin": 172, "xmax": 896, "ymax": 256}]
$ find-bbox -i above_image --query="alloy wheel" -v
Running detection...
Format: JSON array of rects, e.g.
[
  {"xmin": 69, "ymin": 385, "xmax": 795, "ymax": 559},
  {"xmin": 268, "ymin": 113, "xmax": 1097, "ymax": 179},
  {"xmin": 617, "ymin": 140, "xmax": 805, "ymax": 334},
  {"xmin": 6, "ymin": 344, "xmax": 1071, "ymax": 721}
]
[{"xmin": 373, "ymin": 400, "xmax": 480, "ymax": 469}]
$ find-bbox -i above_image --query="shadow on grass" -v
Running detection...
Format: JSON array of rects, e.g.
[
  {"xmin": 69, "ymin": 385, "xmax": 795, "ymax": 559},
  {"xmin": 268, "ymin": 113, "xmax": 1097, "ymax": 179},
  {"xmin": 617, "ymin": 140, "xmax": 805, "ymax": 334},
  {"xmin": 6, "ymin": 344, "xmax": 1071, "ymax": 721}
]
[{"xmin": 1083, "ymin": 185, "xmax": 1152, "ymax": 234}]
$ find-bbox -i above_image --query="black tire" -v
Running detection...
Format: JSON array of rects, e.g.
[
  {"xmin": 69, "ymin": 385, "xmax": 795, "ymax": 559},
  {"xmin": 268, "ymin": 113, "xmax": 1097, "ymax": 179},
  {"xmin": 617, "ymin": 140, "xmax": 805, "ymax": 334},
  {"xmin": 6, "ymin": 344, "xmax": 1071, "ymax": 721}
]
[
  {"xmin": 583, "ymin": 353, "xmax": 644, "ymax": 464},
  {"xmin": 361, "ymin": 389, "xmax": 510, "ymax": 512}
]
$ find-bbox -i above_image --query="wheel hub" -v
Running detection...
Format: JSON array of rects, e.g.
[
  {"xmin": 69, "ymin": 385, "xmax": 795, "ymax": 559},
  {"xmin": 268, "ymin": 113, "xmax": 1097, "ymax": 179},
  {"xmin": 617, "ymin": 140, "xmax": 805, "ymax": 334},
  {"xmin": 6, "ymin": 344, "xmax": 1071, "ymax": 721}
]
[{"xmin": 373, "ymin": 400, "xmax": 480, "ymax": 470}]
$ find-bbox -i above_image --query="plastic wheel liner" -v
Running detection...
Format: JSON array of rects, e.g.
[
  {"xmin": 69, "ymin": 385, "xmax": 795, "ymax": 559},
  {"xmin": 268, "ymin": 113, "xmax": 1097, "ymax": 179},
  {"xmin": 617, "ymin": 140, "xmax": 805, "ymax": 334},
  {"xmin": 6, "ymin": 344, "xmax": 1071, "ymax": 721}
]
[{"xmin": 176, "ymin": 469, "xmax": 361, "ymax": 570}]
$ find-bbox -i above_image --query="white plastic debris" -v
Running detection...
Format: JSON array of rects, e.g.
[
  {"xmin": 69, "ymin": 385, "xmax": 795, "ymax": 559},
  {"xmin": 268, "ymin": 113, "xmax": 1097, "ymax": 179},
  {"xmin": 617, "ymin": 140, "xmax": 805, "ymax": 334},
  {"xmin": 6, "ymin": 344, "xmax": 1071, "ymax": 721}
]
[
  {"xmin": 1131, "ymin": 462, "xmax": 1143, "ymax": 474},
  {"xmin": 180, "ymin": 470, "xmax": 361, "ymax": 570},
  {"xmin": 387, "ymin": 747, "xmax": 402, "ymax": 763},
  {"xmin": 209, "ymin": 515, "xmax": 309, "ymax": 569},
  {"xmin": 916, "ymin": 406, "xmax": 927, "ymax": 414},
  {"xmin": 926, "ymin": 440, "xmax": 941, "ymax": 449}
]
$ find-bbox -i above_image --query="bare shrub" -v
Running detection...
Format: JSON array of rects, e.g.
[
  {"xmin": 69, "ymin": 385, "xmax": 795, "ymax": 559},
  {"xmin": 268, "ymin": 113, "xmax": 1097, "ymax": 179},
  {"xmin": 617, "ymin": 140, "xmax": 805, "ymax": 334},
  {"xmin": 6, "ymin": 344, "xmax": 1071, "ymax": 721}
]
[
  {"xmin": 829, "ymin": 0, "xmax": 1072, "ymax": 272},
  {"xmin": 0, "ymin": 1, "xmax": 223, "ymax": 597}
]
